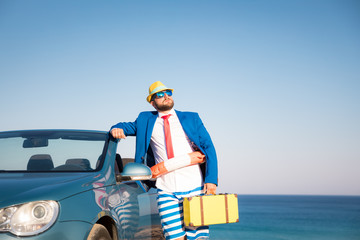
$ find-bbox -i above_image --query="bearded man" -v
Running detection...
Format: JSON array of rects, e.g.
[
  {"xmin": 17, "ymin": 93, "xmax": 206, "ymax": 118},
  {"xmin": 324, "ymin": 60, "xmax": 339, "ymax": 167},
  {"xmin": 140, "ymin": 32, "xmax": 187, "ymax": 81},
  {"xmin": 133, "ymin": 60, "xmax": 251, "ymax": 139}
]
[{"xmin": 110, "ymin": 81, "xmax": 218, "ymax": 240}]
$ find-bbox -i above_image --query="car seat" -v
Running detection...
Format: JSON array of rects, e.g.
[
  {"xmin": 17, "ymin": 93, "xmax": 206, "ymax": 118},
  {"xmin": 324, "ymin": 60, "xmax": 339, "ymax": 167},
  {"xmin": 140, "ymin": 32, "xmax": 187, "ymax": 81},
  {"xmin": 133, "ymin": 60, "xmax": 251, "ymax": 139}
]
[
  {"xmin": 65, "ymin": 158, "xmax": 92, "ymax": 170},
  {"xmin": 27, "ymin": 154, "xmax": 54, "ymax": 171}
]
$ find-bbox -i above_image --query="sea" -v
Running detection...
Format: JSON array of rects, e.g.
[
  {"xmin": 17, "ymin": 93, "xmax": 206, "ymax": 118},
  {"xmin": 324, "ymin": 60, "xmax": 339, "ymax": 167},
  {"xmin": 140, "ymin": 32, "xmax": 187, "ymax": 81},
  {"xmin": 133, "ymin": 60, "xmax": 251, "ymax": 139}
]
[{"xmin": 210, "ymin": 195, "xmax": 360, "ymax": 240}]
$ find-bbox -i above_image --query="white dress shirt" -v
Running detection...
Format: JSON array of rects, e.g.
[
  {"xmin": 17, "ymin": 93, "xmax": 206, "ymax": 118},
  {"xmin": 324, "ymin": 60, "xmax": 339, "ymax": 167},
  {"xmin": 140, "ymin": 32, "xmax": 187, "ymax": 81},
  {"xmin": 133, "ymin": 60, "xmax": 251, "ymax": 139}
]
[{"xmin": 150, "ymin": 109, "xmax": 203, "ymax": 192}]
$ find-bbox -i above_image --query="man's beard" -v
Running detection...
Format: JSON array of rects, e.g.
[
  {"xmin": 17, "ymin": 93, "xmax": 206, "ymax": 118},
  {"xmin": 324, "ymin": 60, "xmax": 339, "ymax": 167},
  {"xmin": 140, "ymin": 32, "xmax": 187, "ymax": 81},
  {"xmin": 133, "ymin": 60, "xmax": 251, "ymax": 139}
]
[{"xmin": 154, "ymin": 99, "xmax": 174, "ymax": 111}]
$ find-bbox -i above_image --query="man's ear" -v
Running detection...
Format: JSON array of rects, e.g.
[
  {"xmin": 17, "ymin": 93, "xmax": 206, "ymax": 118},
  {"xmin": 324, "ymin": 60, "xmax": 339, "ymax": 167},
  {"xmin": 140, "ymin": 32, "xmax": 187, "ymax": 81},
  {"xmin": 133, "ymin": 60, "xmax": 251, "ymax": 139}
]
[{"xmin": 150, "ymin": 101, "xmax": 156, "ymax": 109}]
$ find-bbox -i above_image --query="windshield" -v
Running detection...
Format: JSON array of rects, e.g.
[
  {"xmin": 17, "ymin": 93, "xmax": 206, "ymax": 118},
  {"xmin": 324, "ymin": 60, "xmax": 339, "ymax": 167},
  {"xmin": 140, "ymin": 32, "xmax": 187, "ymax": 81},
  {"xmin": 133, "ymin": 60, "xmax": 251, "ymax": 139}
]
[{"xmin": 0, "ymin": 130, "xmax": 108, "ymax": 172}]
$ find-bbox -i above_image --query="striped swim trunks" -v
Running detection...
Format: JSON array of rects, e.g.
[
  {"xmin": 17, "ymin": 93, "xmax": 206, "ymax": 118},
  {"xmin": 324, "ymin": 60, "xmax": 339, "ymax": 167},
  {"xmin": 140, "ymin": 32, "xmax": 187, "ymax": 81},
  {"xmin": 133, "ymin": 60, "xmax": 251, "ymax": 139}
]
[{"xmin": 157, "ymin": 187, "xmax": 209, "ymax": 240}]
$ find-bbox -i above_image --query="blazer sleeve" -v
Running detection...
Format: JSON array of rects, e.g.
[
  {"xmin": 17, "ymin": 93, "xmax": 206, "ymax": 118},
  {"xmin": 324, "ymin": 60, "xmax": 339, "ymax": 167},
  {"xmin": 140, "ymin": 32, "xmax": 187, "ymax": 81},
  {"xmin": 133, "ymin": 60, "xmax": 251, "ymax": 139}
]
[
  {"xmin": 110, "ymin": 119, "xmax": 137, "ymax": 136},
  {"xmin": 195, "ymin": 114, "xmax": 218, "ymax": 186}
]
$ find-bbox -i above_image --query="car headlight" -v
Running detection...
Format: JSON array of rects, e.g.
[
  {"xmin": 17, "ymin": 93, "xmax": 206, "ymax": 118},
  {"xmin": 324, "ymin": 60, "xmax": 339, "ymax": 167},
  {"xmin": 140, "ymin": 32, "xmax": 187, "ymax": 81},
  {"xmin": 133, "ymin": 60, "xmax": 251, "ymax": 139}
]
[{"xmin": 0, "ymin": 200, "xmax": 59, "ymax": 236}]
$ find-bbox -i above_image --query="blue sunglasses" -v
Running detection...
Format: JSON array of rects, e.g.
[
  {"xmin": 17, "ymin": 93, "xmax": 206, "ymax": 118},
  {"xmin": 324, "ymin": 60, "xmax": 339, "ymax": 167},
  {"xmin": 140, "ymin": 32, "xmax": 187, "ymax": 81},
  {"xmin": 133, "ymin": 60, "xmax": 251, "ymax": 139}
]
[{"xmin": 153, "ymin": 90, "xmax": 173, "ymax": 100}]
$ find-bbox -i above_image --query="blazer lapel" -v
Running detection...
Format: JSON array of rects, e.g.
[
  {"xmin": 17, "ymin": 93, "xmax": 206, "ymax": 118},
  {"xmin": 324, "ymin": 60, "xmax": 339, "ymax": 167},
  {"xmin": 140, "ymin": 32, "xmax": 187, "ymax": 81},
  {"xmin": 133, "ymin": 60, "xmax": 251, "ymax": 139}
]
[
  {"xmin": 145, "ymin": 112, "xmax": 158, "ymax": 149},
  {"xmin": 176, "ymin": 110, "xmax": 196, "ymax": 143}
]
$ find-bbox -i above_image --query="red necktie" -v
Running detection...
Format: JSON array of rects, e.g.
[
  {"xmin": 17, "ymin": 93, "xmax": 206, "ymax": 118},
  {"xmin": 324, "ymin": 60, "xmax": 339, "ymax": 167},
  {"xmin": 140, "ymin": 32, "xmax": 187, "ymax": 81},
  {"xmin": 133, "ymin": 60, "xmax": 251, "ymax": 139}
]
[{"xmin": 162, "ymin": 114, "xmax": 174, "ymax": 159}]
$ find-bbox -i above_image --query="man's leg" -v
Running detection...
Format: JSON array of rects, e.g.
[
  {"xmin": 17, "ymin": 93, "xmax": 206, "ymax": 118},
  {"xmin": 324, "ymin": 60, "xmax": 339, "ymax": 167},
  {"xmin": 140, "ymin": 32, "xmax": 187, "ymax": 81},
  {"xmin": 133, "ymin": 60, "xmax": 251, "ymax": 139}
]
[
  {"xmin": 178, "ymin": 187, "xmax": 209, "ymax": 240},
  {"xmin": 157, "ymin": 190, "xmax": 186, "ymax": 240},
  {"xmin": 157, "ymin": 187, "xmax": 209, "ymax": 240}
]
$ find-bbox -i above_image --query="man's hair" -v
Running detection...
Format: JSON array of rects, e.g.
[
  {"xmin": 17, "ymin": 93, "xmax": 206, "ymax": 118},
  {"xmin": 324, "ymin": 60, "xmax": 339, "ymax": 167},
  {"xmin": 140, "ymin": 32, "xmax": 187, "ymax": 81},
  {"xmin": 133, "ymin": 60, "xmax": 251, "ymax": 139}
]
[{"xmin": 151, "ymin": 94, "xmax": 157, "ymax": 102}]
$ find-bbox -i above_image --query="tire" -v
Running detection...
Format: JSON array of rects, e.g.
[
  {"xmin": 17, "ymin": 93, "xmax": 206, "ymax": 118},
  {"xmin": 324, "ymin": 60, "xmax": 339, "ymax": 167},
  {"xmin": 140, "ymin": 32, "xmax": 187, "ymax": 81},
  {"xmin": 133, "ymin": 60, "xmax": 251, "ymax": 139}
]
[{"xmin": 87, "ymin": 223, "xmax": 112, "ymax": 240}]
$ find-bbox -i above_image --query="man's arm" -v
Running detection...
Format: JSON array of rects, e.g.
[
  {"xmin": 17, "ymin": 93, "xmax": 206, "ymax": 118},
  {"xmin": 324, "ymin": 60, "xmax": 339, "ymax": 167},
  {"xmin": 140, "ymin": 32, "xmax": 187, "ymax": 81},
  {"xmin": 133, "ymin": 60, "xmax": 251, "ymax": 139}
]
[
  {"xmin": 110, "ymin": 120, "xmax": 137, "ymax": 138},
  {"xmin": 195, "ymin": 113, "xmax": 218, "ymax": 193},
  {"xmin": 150, "ymin": 151, "xmax": 205, "ymax": 178}
]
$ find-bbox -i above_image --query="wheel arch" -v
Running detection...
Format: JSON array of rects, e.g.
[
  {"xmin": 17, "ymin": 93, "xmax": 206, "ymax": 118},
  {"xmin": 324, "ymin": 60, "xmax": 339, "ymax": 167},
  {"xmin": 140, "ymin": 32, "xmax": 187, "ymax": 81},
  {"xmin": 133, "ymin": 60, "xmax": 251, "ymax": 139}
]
[{"xmin": 95, "ymin": 216, "xmax": 118, "ymax": 240}]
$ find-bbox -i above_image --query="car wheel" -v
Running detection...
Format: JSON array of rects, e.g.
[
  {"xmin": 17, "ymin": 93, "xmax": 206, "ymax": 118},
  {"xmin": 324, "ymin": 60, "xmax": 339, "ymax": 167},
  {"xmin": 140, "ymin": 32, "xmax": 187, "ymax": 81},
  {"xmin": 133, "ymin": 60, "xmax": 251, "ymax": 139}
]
[{"xmin": 87, "ymin": 223, "xmax": 112, "ymax": 240}]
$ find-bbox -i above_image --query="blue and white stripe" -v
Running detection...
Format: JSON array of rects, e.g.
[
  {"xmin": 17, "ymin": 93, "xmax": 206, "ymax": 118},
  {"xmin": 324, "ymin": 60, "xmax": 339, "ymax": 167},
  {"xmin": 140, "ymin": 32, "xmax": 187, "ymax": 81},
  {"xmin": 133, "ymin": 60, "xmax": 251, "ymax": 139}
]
[{"xmin": 157, "ymin": 187, "xmax": 209, "ymax": 240}]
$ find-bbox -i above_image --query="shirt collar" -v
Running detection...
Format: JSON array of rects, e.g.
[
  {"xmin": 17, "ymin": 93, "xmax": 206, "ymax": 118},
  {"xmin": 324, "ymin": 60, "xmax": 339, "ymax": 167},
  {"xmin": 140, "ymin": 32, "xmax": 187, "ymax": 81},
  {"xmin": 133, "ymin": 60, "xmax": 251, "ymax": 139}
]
[{"xmin": 158, "ymin": 109, "xmax": 176, "ymax": 118}]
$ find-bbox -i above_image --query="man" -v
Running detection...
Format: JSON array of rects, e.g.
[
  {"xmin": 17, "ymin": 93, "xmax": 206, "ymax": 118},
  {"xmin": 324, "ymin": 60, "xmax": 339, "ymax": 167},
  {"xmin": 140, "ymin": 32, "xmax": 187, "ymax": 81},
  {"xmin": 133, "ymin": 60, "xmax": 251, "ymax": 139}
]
[{"xmin": 110, "ymin": 81, "xmax": 218, "ymax": 240}]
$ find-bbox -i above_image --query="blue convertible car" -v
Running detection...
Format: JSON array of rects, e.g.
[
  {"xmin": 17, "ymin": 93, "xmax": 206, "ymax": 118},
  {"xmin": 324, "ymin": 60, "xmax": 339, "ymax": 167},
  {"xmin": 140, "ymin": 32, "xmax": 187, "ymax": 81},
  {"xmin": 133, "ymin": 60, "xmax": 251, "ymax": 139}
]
[{"xmin": 0, "ymin": 129, "xmax": 163, "ymax": 240}]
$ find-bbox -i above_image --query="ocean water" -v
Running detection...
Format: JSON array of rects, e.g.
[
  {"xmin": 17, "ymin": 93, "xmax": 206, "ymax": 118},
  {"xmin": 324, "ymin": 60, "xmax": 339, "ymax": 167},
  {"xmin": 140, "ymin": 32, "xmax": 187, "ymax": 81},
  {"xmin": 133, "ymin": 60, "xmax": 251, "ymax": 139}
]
[{"xmin": 210, "ymin": 195, "xmax": 360, "ymax": 240}]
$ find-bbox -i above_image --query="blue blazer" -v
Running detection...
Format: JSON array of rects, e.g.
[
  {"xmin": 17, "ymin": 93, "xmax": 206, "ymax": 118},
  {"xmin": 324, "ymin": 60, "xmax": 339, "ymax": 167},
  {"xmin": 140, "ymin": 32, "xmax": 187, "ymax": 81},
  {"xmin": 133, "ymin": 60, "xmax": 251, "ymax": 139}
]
[{"xmin": 111, "ymin": 110, "xmax": 218, "ymax": 185}]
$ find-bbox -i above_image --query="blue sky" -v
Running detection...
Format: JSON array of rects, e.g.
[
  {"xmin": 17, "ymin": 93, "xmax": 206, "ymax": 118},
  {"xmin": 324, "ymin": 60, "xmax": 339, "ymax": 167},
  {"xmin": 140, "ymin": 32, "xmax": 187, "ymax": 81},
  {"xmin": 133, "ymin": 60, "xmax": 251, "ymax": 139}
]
[{"xmin": 1, "ymin": 0, "xmax": 359, "ymax": 195}]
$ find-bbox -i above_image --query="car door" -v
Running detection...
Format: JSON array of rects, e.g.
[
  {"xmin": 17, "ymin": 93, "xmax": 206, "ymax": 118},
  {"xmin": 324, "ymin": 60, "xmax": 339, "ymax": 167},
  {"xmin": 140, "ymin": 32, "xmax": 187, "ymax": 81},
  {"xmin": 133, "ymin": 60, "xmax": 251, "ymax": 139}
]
[{"xmin": 114, "ymin": 154, "xmax": 164, "ymax": 240}]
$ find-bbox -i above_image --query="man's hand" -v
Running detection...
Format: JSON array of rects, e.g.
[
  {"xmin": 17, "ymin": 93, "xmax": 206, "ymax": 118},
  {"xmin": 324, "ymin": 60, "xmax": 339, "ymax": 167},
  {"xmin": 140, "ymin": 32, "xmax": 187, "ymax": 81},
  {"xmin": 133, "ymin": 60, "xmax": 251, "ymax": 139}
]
[
  {"xmin": 189, "ymin": 151, "xmax": 205, "ymax": 164},
  {"xmin": 110, "ymin": 128, "xmax": 126, "ymax": 139},
  {"xmin": 203, "ymin": 183, "xmax": 217, "ymax": 195}
]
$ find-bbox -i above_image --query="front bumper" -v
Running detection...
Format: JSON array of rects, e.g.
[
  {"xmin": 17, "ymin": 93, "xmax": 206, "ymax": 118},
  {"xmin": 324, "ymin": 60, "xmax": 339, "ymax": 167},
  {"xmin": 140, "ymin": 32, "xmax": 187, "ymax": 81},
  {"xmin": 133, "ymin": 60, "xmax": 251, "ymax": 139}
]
[{"xmin": 0, "ymin": 220, "xmax": 92, "ymax": 240}]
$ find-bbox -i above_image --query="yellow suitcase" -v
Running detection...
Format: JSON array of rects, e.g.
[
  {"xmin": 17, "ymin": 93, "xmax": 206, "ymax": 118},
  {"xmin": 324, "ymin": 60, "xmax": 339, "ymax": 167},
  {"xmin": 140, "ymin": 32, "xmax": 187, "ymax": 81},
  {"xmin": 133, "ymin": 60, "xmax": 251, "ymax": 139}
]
[{"xmin": 183, "ymin": 194, "xmax": 239, "ymax": 227}]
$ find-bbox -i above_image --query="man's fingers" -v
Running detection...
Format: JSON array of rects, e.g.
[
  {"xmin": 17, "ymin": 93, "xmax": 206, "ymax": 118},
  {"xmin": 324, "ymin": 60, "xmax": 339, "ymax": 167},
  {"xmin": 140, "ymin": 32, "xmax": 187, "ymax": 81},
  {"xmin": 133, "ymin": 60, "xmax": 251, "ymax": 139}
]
[
  {"xmin": 197, "ymin": 154, "xmax": 205, "ymax": 163},
  {"xmin": 190, "ymin": 152, "xmax": 206, "ymax": 164},
  {"xmin": 111, "ymin": 128, "xmax": 126, "ymax": 139},
  {"xmin": 203, "ymin": 183, "xmax": 217, "ymax": 195},
  {"xmin": 208, "ymin": 189, "xmax": 216, "ymax": 194},
  {"xmin": 189, "ymin": 151, "xmax": 206, "ymax": 164}
]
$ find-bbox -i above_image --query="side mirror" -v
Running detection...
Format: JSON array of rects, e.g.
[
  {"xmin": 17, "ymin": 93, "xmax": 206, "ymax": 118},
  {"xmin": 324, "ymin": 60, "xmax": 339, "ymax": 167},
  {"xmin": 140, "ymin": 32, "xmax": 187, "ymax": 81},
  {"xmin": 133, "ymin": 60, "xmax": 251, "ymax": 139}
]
[{"xmin": 116, "ymin": 162, "xmax": 152, "ymax": 182}]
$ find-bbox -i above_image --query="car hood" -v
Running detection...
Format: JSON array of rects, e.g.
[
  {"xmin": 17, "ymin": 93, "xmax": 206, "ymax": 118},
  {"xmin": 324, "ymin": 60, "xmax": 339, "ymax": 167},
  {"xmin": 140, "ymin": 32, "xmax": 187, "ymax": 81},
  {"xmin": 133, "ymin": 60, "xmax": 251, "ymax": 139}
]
[{"xmin": 0, "ymin": 172, "xmax": 104, "ymax": 208}]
